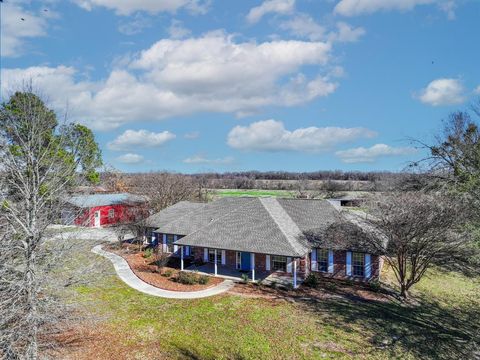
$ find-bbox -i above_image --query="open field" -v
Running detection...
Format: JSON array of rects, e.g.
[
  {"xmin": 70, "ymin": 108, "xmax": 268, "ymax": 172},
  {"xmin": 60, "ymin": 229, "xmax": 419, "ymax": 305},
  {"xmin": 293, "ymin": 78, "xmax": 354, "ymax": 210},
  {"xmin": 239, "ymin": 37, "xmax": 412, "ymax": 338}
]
[
  {"xmin": 53, "ymin": 236, "xmax": 480, "ymax": 360},
  {"xmin": 212, "ymin": 189, "xmax": 297, "ymax": 198}
]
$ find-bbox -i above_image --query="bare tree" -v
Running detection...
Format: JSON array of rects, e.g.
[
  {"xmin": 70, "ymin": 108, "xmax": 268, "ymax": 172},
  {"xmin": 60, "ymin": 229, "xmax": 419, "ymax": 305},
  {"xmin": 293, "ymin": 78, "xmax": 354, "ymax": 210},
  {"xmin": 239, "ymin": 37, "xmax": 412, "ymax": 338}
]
[
  {"xmin": 347, "ymin": 192, "xmax": 475, "ymax": 298},
  {"xmin": 0, "ymin": 90, "xmax": 101, "ymax": 359}
]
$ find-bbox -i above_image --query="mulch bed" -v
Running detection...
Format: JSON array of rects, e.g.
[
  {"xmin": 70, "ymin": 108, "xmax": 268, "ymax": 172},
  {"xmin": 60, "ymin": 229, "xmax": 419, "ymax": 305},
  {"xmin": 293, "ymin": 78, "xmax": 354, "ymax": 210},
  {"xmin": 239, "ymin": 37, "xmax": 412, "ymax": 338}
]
[{"xmin": 107, "ymin": 247, "xmax": 224, "ymax": 292}]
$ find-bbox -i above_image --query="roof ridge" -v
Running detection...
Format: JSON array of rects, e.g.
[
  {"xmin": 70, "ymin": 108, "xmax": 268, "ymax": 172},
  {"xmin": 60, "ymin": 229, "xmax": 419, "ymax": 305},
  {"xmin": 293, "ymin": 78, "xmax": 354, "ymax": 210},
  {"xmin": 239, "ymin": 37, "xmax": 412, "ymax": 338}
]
[{"xmin": 259, "ymin": 197, "xmax": 307, "ymax": 256}]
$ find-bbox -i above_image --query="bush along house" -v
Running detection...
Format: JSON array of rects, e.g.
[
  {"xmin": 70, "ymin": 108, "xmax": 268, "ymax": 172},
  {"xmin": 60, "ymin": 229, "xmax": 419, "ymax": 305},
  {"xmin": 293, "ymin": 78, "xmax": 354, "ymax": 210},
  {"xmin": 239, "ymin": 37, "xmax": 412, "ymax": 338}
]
[
  {"xmin": 63, "ymin": 193, "xmax": 148, "ymax": 227},
  {"xmin": 144, "ymin": 197, "xmax": 383, "ymax": 288}
]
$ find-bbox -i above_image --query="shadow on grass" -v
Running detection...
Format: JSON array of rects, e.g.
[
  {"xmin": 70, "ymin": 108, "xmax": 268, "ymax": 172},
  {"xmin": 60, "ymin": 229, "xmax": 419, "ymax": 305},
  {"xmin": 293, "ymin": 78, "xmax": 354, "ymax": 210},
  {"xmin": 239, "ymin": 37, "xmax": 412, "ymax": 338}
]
[{"xmin": 289, "ymin": 282, "xmax": 479, "ymax": 360}]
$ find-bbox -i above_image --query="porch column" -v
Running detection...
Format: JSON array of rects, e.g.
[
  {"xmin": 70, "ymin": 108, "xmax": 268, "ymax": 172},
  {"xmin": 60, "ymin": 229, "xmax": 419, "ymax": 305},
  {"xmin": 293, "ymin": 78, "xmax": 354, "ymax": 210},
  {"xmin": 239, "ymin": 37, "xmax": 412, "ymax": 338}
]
[
  {"xmin": 214, "ymin": 249, "xmax": 218, "ymax": 276},
  {"xmin": 293, "ymin": 258, "xmax": 298, "ymax": 289},
  {"xmin": 180, "ymin": 246, "xmax": 184, "ymax": 271},
  {"xmin": 251, "ymin": 253, "xmax": 255, "ymax": 282}
]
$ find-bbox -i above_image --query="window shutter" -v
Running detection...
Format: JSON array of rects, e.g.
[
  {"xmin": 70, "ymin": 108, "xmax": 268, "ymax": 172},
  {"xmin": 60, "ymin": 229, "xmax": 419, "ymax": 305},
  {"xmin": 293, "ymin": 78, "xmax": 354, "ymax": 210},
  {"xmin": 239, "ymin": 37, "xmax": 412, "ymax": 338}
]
[
  {"xmin": 173, "ymin": 235, "xmax": 178, "ymax": 254},
  {"xmin": 311, "ymin": 249, "xmax": 317, "ymax": 271},
  {"xmin": 328, "ymin": 250, "xmax": 334, "ymax": 274},
  {"xmin": 346, "ymin": 251, "xmax": 352, "ymax": 276},
  {"xmin": 365, "ymin": 254, "xmax": 371, "ymax": 279},
  {"xmin": 204, "ymin": 248, "xmax": 208, "ymax": 262},
  {"xmin": 266, "ymin": 255, "xmax": 271, "ymax": 271},
  {"xmin": 287, "ymin": 257, "xmax": 292, "ymax": 273},
  {"xmin": 221, "ymin": 250, "xmax": 226, "ymax": 265},
  {"xmin": 162, "ymin": 234, "xmax": 167, "ymax": 252}
]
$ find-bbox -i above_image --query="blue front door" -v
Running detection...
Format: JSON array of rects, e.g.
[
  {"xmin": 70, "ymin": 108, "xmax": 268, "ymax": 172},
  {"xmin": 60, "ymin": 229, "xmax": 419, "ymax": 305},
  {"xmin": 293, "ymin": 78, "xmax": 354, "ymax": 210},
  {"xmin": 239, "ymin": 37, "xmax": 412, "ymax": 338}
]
[{"xmin": 241, "ymin": 252, "xmax": 250, "ymax": 271}]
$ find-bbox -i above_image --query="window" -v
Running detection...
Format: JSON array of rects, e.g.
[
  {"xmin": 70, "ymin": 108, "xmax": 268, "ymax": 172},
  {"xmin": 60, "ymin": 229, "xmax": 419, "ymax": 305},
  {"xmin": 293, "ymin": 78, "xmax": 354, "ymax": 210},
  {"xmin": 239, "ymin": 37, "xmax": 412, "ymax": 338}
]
[
  {"xmin": 208, "ymin": 249, "xmax": 221, "ymax": 264},
  {"xmin": 352, "ymin": 252, "xmax": 365, "ymax": 277},
  {"xmin": 317, "ymin": 249, "xmax": 328, "ymax": 272},
  {"xmin": 236, "ymin": 252, "xmax": 241, "ymax": 269},
  {"xmin": 271, "ymin": 255, "xmax": 287, "ymax": 272},
  {"xmin": 166, "ymin": 234, "xmax": 175, "ymax": 253},
  {"xmin": 108, "ymin": 209, "xmax": 115, "ymax": 219}
]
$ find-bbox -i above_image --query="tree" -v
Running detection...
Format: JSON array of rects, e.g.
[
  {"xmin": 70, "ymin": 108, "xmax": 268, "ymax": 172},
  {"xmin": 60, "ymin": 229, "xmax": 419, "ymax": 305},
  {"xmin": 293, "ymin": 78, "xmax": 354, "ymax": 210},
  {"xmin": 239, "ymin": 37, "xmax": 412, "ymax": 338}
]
[
  {"xmin": 0, "ymin": 90, "xmax": 102, "ymax": 359},
  {"xmin": 345, "ymin": 192, "xmax": 475, "ymax": 299}
]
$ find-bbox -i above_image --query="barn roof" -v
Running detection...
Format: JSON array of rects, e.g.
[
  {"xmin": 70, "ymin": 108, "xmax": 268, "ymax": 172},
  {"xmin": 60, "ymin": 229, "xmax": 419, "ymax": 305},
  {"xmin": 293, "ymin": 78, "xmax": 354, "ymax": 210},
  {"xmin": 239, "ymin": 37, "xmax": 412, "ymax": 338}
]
[{"xmin": 65, "ymin": 193, "xmax": 147, "ymax": 208}]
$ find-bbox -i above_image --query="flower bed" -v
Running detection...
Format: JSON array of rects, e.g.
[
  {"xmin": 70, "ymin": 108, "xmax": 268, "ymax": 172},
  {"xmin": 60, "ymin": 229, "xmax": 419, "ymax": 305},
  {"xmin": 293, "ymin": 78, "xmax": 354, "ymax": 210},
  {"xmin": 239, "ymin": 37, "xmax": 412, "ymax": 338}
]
[{"xmin": 108, "ymin": 247, "xmax": 224, "ymax": 292}]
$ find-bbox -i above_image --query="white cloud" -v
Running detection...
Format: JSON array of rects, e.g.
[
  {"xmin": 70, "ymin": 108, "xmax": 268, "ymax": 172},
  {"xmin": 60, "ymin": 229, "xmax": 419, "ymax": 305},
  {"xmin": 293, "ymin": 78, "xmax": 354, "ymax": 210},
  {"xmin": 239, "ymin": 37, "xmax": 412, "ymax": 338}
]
[
  {"xmin": 2, "ymin": 33, "xmax": 336, "ymax": 130},
  {"xmin": 1, "ymin": 3, "xmax": 49, "ymax": 57},
  {"xmin": 474, "ymin": 85, "xmax": 480, "ymax": 95},
  {"xmin": 184, "ymin": 131, "xmax": 200, "ymax": 139},
  {"xmin": 416, "ymin": 78, "xmax": 466, "ymax": 106},
  {"xmin": 328, "ymin": 22, "xmax": 366, "ymax": 43},
  {"xmin": 280, "ymin": 15, "xmax": 365, "ymax": 43},
  {"xmin": 227, "ymin": 119, "xmax": 377, "ymax": 152},
  {"xmin": 183, "ymin": 155, "xmax": 234, "ymax": 165},
  {"xmin": 108, "ymin": 129, "xmax": 176, "ymax": 150},
  {"xmin": 118, "ymin": 14, "xmax": 152, "ymax": 35},
  {"xmin": 73, "ymin": 0, "xmax": 210, "ymax": 16},
  {"xmin": 116, "ymin": 153, "xmax": 144, "ymax": 164},
  {"xmin": 334, "ymin": 0, "xmax": 457, "ymax": 18},
  {"xmin": 335, "ymin": 144, "xmax": 417, "ymax": 163},
  {"xmin": 247, "ymin": 0, "xmax": 295, "ymax": 24},
  {"xmin": 167, "ymin": 19, "xmax": 191, "ymax": 39},
  {"xmin": 280, "ymin": 14, "xmax": 325, "ymax": 41}
]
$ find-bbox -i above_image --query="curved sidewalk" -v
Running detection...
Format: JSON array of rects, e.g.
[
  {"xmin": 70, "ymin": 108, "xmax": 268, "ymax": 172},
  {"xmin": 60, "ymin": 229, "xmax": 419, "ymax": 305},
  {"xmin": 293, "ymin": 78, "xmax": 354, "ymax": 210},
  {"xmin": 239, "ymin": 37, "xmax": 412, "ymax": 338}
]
[{"xmin": 91, "ymin": 245, "xmax": 234, "ymax": 299}]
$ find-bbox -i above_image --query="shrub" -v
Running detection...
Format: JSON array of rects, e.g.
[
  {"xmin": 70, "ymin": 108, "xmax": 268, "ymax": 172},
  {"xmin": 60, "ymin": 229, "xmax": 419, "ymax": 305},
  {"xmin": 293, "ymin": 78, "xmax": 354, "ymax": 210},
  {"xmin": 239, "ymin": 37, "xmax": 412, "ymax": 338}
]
[
  {"xmin": 241, "ymin": 273, "xmax": 249, "ymax": 283},
  {"xmin": 303, "ymin": 274, "xmax": 319, "ymax": 288},
  {"xmin": 176, "ymin": 271, "xmax": 197, "ymax": 285},
  {"xmin": 143, "ymin": 248, "xmax": 153, "ymax": 258},
  {"xmin": 162, "ymin": 269, "xmax": 173, "ymax": 278},
  {"xmin": 198, "ymin": 275, "xmax": 210, "ymax": 285},
  {"xmin": 369, "ymin": 280, "xmax": 382, "ymax": 292},
  {"xmin": 324, "ymin": 281, "xmax": 337, "ymax": 291}
]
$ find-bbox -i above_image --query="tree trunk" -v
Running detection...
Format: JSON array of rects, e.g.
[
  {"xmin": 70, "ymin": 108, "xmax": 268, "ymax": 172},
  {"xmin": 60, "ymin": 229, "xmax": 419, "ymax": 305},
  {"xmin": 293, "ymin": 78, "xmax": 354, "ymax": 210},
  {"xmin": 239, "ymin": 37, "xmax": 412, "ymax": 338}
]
[{"xmin": 400, "ymin": 284, "xmax": 409, "ymax": 299}]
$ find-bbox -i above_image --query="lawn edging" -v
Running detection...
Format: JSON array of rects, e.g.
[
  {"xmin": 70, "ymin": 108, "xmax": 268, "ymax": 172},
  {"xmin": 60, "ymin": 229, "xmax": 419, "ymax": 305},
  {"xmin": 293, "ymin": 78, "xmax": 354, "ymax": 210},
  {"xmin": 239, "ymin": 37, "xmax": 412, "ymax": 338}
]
[{"xmin": 91, "ymin": 245, "xmax": 234, "ymax": 299}]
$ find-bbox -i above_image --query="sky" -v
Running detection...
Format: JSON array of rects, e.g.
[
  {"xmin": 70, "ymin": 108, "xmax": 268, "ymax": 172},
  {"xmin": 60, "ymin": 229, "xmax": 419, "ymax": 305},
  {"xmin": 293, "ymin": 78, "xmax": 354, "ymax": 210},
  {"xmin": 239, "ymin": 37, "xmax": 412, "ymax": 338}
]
[{"xmin": 1, "ymin": 0, "xmax": 479, "ymax": 173}]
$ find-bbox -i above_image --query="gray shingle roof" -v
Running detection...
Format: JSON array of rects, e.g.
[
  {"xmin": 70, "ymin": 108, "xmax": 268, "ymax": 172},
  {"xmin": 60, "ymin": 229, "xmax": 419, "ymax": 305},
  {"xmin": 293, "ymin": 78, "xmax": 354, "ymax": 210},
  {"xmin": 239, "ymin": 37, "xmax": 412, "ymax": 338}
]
[
  {"xmin": 154, "ymin": 197, "xmax": 369, "ymax": 257},
  {"xmin": 145, "ymin": 201, "xmax": 204, "ymax": 228},
  {"xmin": 66, "ymin": 193, "xmax": 147, "ymax": 208}
]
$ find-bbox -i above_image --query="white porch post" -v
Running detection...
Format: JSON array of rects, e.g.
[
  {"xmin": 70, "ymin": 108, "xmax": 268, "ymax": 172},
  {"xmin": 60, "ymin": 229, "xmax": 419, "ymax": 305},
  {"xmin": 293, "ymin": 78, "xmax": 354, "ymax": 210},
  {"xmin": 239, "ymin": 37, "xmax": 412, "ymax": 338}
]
[
  {"xmin": 251, "ymin": 253, "xmax": 255, "ymax": 282},
  {"xmin": 214, "ymin": 249, "xmax": 218, "ymax": 276},
  {"xmin": 293, "ymin": 258, "xmax": 298, "ymax": 289},
  {"xmin": 180, "ymin": 246, "xmax": 184, "ymax": 271}
]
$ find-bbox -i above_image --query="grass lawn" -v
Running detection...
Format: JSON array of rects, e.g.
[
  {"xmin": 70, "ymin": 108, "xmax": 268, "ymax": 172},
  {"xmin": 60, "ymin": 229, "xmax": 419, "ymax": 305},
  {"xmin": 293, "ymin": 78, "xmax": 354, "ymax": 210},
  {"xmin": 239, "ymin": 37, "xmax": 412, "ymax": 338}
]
[
  {"xmin": 59, "ymin": 243, "xmax": 479, "ymax": 360},
  {"xmin": 213, "ymin": 189, "xmax": 296, "ymax": 198}
]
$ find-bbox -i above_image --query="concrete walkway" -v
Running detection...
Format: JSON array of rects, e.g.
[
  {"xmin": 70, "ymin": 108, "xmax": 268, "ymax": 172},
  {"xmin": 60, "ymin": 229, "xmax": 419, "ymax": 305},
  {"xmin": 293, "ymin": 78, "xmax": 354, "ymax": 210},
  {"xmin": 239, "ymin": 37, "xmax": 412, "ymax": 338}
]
[{"xmin": 91, "ymin": 245, "xmax": 234, "ymax": 299}]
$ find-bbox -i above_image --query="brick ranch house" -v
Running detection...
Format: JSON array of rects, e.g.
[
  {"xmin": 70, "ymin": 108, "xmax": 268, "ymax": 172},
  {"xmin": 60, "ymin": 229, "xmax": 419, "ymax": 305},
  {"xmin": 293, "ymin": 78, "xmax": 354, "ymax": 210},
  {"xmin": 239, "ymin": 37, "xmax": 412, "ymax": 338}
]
[
  {"xmin": 63, "ymin": 193, "xmax": 148, "ymax": 227},
  {"xmin": 145, "ymin": 197, "xmax": 383, "ymax": 288}
]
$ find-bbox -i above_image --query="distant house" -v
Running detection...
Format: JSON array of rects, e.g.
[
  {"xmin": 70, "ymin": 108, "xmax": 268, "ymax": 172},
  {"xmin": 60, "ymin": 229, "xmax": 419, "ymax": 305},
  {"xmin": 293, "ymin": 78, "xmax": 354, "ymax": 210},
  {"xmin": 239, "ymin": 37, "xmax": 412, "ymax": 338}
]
[
  {"xmin": 145, "ymin": 197, "xmax": 383, "ymax": 288},
  {"xmin": 63, "ymin": 193, "xmax": 148, "ymax": 228}
]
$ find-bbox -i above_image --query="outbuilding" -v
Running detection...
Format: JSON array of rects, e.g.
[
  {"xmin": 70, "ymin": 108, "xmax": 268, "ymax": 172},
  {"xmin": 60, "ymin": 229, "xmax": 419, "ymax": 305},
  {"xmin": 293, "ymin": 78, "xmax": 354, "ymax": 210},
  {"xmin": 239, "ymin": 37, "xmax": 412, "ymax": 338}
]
[{"xmin": 63, "ymin": 193, "xmax": 148, "ymax": 227}]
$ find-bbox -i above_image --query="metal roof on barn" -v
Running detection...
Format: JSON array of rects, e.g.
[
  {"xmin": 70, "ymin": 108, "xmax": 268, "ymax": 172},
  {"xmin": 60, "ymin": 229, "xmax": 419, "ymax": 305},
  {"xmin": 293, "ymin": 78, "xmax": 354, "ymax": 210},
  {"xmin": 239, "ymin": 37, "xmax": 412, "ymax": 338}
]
[{"xmin": 65, "ymin": 193, "xmax": 147, "ymax": 208}]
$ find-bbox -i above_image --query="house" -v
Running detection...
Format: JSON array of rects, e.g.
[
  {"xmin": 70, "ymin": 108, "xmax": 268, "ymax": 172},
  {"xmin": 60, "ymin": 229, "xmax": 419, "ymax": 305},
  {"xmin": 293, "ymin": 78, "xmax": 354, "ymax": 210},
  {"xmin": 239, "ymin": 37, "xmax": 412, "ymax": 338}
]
[
  {"xmin": 63, "ymin": 193, "xmax": 148, "ymax": 227},
  {"xmin": 145, "ymin": 197, "xmax": 383, "ymax": 288}
]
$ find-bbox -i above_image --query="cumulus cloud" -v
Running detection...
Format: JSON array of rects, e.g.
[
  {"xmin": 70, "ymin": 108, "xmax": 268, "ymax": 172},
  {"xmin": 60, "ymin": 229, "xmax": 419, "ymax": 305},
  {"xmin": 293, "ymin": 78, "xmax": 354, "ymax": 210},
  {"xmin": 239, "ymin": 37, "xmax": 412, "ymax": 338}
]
[
  {"xmin": 108, "ymin": 129, "xmax": 176, "ymax": 150},
  {"xmin": 334, "ymin": 0, "xmax": 457, "ymax": 18},
  {"xmin": 247, "ymin": 0, "xmax": 295, "ymax": 24},
  {"xmin": 335, "ymin": 144, "xmax": 417, "ymax": 163},
  {"xmin": 116, "ymin": 153, "xmax": 144, "ymax": 164},
  {"xmin": 2, "ymin": 32, "xmax": 336, "ymax": 130},
  {"xmin": 416, "ymin": 78, "xmax": 466, "ymax": 106},
  {"xmin": 183, "ymin": 155, "xmax": 234, "ymax": 164},
  {"xmin": 118, "ymin": 14, "xmax": 152, "ymax": 35},
  {"xmin": 227, "ymin": 119, "xmax": 377, "ymax": 152},
  {"xmin": 1, "ymin": 2, "xmax": 49, "ymax": 57},
  {"xmin": 168, "ymin": 19, "xmax": 191, "ymax": 39},
  {"xmin": 280, "ymin": 15, "xmax": 365, "ymax": 43},
  {"xmin": 72, "ymin": 0, "xmax": 210, "ymax": 16}
]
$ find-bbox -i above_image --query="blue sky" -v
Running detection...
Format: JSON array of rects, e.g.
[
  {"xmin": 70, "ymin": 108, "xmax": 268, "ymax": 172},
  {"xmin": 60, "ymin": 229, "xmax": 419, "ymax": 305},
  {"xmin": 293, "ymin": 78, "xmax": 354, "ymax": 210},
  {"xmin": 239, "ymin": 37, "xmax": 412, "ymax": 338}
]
[{"xmin": 1, "ymin": 0, "xmax": 479, "ymax": 173}]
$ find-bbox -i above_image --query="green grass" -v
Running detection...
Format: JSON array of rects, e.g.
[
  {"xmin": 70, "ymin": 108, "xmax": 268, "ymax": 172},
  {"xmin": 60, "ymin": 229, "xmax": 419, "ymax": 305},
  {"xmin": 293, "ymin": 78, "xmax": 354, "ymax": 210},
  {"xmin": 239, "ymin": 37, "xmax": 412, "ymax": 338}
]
[
  {"xmin": 69, "ymin": 246, "xmax": 480, "ymax": 360},
  {"xmin": 213, "ymin": 189, "xmax": 296, "ymax": 198}
]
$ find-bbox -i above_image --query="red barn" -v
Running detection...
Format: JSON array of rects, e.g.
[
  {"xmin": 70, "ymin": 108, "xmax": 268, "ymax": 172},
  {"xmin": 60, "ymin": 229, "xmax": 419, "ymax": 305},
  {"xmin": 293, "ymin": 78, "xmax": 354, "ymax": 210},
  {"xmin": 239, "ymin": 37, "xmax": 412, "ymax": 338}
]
[{"xmin": 62, "ymin": 193, "xmax": 148, "ymax": 227}]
